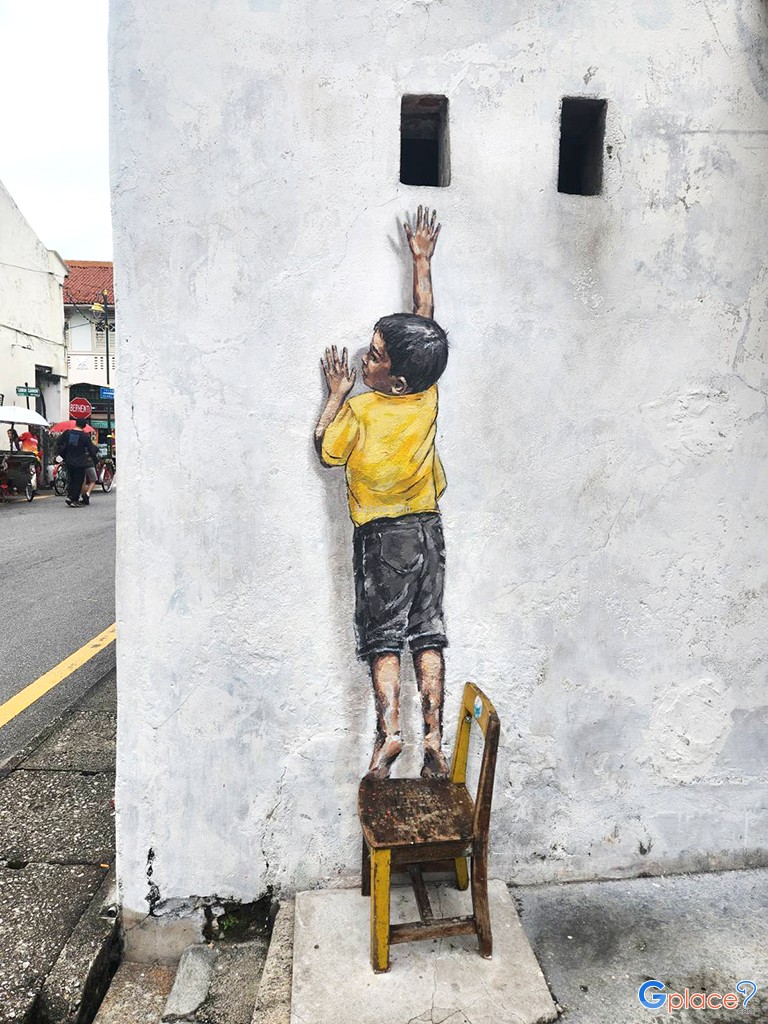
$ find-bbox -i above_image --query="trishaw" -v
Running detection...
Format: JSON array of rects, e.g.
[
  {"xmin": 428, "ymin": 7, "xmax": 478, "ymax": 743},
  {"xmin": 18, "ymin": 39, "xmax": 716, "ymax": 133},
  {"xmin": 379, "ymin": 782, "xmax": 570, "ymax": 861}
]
[
  {"xmin": 0, "ymin": 404, "xmax": 49, "ymax": 504},
  {"xmin": 0, "ymin": 450, "xmax": 39, "ymax": 501}
]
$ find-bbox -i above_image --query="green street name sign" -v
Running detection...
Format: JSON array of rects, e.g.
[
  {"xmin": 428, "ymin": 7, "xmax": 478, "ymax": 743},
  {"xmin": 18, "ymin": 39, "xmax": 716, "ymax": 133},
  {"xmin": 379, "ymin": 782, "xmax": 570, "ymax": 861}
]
[{"xmin": 16, "ymin": 386, "xmax": 41, "ymax": 397}]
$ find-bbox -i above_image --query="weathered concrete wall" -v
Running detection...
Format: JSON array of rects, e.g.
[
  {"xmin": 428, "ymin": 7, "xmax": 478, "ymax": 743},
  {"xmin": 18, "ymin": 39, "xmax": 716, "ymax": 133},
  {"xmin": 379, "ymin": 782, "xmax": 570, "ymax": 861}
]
[
  {"xmin": 111, "ymin": 0, "xmax": 768, "ymax": 923},
  {"xmin": 0, "ymin": 179, "xmax": 68, "ymax": 418}
]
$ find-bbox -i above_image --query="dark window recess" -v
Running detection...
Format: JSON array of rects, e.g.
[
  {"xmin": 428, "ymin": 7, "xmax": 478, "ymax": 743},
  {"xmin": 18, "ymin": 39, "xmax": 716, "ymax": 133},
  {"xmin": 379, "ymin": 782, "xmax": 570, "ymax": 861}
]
[
  {"xmin": 557, "ymin": 97, "xmax": 607, "ymax": 196},
  {"xmin": 400, "ymin": 95, "xmax": 450, "ymax": 187}
]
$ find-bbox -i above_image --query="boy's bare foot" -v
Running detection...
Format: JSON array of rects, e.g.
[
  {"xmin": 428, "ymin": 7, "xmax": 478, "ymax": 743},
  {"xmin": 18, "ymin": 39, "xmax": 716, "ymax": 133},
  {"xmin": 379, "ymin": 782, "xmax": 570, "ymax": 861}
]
[
  {"xmin": 420, "ymin": 746, "xmax": 449, "ymax": 779},
  {"xmin": 365, "ymin": 733, "xmax": 404, "ymax": 781}
]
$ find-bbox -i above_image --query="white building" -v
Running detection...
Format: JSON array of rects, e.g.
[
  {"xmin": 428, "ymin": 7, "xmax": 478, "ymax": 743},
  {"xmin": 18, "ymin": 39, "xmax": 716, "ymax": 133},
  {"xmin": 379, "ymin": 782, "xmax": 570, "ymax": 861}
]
[
  {"xmin": 64, "ymin": 261, "xmax": 115, "ymax": 391},
  {"xmin": 63, "ymin": 261, "xmax": 116, "ymax": 439},
  {"xmin": 111, "ymin": 0, "xmax": 768, "ymax": 948},
  {"xmin": 0, "ymin": 178, "xmax": 68, "ymax": 424}
]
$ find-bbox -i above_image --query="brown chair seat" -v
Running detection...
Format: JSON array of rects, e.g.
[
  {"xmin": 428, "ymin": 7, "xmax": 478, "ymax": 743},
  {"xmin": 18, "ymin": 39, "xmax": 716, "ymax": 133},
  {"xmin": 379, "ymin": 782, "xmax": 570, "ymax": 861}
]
[{"xmin": 359, "ymin": 778, "xmax": 475, "ymax": 849}]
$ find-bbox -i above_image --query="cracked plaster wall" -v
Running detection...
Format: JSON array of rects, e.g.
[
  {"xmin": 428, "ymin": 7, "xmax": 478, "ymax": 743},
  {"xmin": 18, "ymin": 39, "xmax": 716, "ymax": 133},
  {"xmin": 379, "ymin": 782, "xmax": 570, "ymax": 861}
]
[{"xmin": 111, "ymin": 0, "xmax": 768, "ymax": 918}]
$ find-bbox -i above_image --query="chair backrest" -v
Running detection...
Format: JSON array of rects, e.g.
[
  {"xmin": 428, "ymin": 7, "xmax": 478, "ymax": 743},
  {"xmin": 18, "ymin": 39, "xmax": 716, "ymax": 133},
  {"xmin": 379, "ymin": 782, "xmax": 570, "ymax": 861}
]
[{"xmin": 448, "ymin": 682, "xmax": 500, "ymax": 841}]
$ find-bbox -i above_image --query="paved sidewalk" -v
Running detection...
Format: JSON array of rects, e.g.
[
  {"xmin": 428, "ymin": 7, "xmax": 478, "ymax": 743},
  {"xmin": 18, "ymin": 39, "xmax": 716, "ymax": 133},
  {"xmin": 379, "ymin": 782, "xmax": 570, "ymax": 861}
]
[
  {"xmin": 4, "ymin": 667, "xmax": 766, "ymax": 1024},
  {"xmin": 91, "ymin": 867, "xmax": 768, "ymax": 1024},
  {"xmin": 516, "ymin": 868, "xmax": 768, "ymax": 1023},
  {"xmin": 0, "ymin": 669, "xmax": 117, "ymax": 1024}
]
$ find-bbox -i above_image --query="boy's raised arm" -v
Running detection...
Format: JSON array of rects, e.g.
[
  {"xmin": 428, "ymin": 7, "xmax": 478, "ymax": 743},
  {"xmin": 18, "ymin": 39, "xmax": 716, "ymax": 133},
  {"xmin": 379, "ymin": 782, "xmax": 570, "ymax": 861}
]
[
  {"xmin": 314, "ymin": 345, "xmax": 356, "ymax": 460},
  {"xmin": 404, "ymin": 206, "xmax": 441, "ymax": 319}
]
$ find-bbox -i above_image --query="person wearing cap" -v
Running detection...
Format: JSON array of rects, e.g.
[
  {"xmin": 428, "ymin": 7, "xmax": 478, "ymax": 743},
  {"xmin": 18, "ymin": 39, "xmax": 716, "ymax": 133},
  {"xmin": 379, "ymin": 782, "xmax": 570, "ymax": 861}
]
[{"xmin": 56, "ymin": 418, "xmax": 100, "ymax": 508}]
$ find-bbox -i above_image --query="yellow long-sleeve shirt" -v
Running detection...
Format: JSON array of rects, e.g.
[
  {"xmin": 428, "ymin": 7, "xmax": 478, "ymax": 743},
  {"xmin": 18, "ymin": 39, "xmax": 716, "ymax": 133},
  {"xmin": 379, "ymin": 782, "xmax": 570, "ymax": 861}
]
[{"xmin": 321, "ymin": 385, "xmax": 446, "ymax": 527}]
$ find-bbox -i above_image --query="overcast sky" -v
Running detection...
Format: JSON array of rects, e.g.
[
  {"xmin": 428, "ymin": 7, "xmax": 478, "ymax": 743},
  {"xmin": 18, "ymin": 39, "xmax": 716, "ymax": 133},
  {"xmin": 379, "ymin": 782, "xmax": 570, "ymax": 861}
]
[{"xmin": 0, "ymin": 0, "xmax": 111, "ymax": 259}]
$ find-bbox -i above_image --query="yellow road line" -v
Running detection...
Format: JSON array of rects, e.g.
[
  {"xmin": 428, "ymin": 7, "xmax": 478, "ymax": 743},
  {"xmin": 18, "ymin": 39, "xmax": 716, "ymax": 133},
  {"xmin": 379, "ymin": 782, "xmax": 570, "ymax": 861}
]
[{"xmin": 0, "ymin": 623, "xmax": 116, "ymax": 729}]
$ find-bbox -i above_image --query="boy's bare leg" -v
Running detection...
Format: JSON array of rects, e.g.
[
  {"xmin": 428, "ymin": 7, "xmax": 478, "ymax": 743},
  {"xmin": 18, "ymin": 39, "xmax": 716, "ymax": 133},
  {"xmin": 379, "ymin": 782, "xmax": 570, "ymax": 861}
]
[
  {"xmin": 366, "ymin": 653, "xmax": 403, "ymax": 780},
  {"xmin": 413, "ymin": 648, "xmax": 448, "ymax": 777}
]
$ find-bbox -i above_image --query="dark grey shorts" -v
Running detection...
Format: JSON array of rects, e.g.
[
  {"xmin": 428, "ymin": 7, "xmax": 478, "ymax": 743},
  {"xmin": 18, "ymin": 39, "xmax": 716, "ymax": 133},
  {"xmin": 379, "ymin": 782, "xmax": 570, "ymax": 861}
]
[{"xmin": 353, "ymin": 512, "xmax": 447, "ymax": 661}]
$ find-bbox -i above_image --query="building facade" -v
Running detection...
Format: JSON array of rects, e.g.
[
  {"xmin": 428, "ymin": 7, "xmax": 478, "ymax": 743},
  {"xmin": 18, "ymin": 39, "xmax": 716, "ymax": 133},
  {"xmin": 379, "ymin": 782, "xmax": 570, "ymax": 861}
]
[
  {"xmin": 63, "ymin": 261, "xmax": 115, "ymax": 441},
  {"xmin": 0, "ymin": 178, "xmax": 68, "ymax": 424},
  {"xmin": 111, "ymin": 0, "xmax": 768, "ymax": 942}
]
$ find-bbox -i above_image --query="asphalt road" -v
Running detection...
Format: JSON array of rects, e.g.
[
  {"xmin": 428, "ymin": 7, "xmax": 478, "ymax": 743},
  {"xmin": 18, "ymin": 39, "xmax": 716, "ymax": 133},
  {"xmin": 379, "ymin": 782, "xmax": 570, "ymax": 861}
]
[{"xmin": 0, "ymin": 488, "xmax": 115, "ymax": 764}]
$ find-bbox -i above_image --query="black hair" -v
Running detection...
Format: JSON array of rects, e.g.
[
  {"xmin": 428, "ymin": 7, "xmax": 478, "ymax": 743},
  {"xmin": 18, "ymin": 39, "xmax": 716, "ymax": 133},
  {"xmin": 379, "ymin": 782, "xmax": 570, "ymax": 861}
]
[
  {"xmin": 374, "ymin": 313, "xmax": 448, "ymax": 393},
  {"xmin": 75, "ymin": 418, "xmax": 88, "ymax": 428}
]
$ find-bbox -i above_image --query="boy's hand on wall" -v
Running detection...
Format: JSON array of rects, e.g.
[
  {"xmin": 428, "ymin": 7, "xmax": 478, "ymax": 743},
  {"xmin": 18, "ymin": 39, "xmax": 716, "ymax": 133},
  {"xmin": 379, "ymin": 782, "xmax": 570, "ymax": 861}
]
[
  {"xmin": 404, "ymin": 206, "xmax": 441, "ymax": 261},
  {"xmin": 322, "ymin": 346, "xmax": 356, "ymax": 399}
]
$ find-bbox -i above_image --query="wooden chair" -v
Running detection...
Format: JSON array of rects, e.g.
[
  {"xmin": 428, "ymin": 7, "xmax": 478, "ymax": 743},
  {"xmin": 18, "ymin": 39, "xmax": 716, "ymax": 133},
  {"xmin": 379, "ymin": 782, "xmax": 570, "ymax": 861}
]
[{"xmin": 358, "ymin": 682, "xmax": 500, "ymax": 973}]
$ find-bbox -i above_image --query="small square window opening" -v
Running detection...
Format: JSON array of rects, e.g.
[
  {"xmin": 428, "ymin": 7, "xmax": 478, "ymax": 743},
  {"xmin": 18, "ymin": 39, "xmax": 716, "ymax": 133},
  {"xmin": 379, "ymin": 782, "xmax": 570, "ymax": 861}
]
[
  {"xmin": 558, "ymin": 97, "xmax": 607, "ymax": 196},
  {"xmin": 400, "ymin": 95, "xmax": 450, "ymax": 187}
]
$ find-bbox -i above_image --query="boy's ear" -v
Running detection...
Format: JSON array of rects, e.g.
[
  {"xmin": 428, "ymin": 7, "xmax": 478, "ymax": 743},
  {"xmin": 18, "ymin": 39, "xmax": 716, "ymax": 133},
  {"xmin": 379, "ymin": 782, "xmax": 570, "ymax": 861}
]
[{"xmin": 391, "ymin": 375, "xmax": 409, "ymax": 395}]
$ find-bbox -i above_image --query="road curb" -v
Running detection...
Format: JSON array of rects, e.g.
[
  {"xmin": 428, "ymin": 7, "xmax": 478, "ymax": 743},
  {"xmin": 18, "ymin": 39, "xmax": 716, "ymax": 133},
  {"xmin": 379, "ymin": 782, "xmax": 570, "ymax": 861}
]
[{"xmin": 33, "ymin": 866, "xmax": 121, "ymax": 1024}]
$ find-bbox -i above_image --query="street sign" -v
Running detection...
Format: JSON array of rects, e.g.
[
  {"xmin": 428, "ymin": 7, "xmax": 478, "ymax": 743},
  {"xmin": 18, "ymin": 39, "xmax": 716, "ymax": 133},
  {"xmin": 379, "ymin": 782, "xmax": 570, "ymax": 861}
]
[
  {"xmin": 16, "ymin": 386, "xmax": 41, "ymax": 397},
  {"xmin": 100, "ymin": 387, "xmax": 115, "ymax": 400},
  {"xmin": 69, "ymin": 397, "xmax": 93, "ymax": 419}
]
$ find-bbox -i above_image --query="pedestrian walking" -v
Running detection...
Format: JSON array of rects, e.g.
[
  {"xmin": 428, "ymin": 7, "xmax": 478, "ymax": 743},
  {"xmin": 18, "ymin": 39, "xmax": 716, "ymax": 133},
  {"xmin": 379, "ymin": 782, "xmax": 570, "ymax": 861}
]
[
  {"xmin": 81, "ymin": 452, "xmax": 98, "ymax": 505},
  {"xmin": 56, "ymin": 418, "xmax": 100, "ymax": 508}
]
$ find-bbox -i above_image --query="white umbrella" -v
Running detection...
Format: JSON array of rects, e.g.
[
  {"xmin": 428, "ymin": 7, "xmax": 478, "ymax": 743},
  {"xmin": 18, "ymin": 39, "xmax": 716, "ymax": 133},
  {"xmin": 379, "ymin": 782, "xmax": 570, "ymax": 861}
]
[{"xmin": 0, "ymin": 405, "xmax": 50, "ymax": 427}]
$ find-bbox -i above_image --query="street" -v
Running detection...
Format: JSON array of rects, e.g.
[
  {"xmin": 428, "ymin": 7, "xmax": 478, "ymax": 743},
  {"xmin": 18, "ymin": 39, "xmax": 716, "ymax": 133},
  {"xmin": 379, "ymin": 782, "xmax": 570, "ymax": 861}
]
[{"xmin": 0, "ymin": 488, "xmax": 115, "ymax": 764}]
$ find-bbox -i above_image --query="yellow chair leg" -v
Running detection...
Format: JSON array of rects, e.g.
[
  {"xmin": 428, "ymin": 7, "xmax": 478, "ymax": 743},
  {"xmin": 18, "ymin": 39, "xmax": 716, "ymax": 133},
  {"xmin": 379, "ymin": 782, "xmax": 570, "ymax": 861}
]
[
  {"xmin": 455, "ymin": 856, "xmax": 469, "ymax": 891},
  {"xmin": 362, "ymin": 839, "xmax": 370, "ymax": 896},
  {"xmin": 370, "ymin": 848, "xmax": 392, "ymax": 973}
]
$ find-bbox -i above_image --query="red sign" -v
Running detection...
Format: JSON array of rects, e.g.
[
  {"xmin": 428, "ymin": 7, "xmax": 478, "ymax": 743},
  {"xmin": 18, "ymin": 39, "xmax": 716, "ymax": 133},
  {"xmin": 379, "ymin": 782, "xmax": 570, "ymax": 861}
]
[{"xmin": 69, "ymin": 397, "xmax": 93, "ymax": 419}]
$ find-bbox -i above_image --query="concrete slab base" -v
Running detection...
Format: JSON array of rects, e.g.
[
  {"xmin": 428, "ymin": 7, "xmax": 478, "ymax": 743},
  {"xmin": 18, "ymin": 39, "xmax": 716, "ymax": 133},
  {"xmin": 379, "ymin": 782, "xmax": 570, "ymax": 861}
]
[
  {"xmin": 93, "ymin": 962, "xmax": 175, "ymax": 1024},
  {"xmin": 163, "ymin": 945, "xmax": 217, "ymax": 1021},
  {"xmin": 252, "ymin": 900, "xmax": 294, "ymax": 1024},
  {"xmin": 122, "ymin": 907, "xmax": 207, "ymax": 965},
  {"xmin": 197, "ymin": 941, "xmax": 269, "ymax": 1024},
  {"xmin": 292, "ymin": 880, "xmax": 558, "ymax": 1024}
]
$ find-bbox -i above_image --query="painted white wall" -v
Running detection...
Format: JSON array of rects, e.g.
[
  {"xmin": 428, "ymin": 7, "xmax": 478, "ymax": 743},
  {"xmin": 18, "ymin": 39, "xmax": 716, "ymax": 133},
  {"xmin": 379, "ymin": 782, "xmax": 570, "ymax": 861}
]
[
  {"xmin": 0, "ymin": 179, "xmax": 68, "ymax": 421},
  {"xmin": 111, "ymin": 0, "xmax": 768, "ymax": 924},
  {"xmin": 67, "ymin": 311, "xmax": 95, "ymax": 353}
]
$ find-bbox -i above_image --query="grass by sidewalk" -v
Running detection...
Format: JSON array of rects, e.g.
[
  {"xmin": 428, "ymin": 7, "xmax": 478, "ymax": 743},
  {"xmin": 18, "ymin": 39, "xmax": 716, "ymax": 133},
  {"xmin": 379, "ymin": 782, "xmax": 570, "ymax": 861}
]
[{"xmin": 0, "ymin": 669, "xmax": 117, "ymax": 1024}]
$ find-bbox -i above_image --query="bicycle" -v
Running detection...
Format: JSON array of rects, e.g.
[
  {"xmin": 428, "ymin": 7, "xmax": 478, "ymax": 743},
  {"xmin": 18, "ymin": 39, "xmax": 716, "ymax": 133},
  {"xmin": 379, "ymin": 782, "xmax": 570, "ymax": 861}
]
[
  {"xmin": 52, "ymin": 461, "xmax": 68, "ymax": 496},
  {"xmin": 98, "ymin": 457, "xmax": 115, "ymax": 492},
  {"xmin": 54, "ymin": 457, "xmax": 115, "ymax": 499}
]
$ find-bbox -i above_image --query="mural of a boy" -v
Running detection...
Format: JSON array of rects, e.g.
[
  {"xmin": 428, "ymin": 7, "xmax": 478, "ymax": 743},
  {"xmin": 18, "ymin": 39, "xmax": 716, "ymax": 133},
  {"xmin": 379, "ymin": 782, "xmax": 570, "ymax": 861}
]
[{"xmin": 315, "ymin": 207, "xmax": 449, "ymax": 781}]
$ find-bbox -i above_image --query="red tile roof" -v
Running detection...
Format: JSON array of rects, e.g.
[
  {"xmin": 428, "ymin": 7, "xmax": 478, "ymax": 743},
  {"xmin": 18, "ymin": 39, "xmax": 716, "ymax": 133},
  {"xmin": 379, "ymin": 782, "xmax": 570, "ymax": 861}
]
[{"xmin": 63, "ymin": 261, "xmax": 114, "ymax": 305}]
